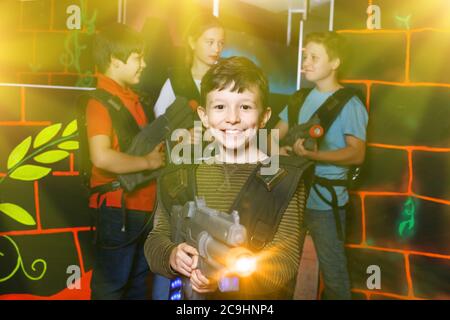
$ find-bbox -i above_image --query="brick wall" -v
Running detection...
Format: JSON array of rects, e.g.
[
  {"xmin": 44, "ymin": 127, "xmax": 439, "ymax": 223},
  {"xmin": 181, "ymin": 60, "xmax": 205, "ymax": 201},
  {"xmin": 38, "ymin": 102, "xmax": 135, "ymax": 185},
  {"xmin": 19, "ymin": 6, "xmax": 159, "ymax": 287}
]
[
  {"xmin": 336, "ymin": 0, "xmax": 450, "ymax": 300},
  {"xmin": 0, "ymin": 0, "xmax": 115, "ymax": 299}
]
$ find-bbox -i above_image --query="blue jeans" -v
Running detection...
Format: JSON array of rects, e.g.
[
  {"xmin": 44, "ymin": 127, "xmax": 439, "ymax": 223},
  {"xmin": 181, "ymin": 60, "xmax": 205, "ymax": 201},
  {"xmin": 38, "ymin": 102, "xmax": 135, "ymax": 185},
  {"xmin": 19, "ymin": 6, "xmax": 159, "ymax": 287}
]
[
  {"xmin": 304, "ymin": 208, "xmax": 351, "ymax": 300},
  {"xmin": 152, "ymin": 274, "xmax": 171, "ymax": 300},
  {"xmin": 90, "ymin": 205, "xmax": 153, "ymax": 300}
]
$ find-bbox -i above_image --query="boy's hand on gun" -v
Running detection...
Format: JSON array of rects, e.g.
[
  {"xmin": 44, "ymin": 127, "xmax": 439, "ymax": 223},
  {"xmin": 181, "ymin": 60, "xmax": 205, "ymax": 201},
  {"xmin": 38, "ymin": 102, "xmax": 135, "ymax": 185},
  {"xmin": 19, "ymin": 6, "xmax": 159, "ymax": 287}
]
[
  {"xmin": 144, "ymin": 142, "xmax": 166, "ymax": 170},
  {"xmin": 169, "ymin": 243, "xmax": 199, "ymax": 277},
  {"xmin": 293, "ymin": 138, "xmax": 318, "ymax": 159},
  {"xmin": 169, "ymin": 242, "xmax": 217, "ymax": 293},
  {"xmin": 279, "ymin": 138, "xmax": 318, "ymax": 158},
  {"xmin": 279, "ymin": 145, "xmax": 292, "ymax": 156},
  {"xmin": 190, "ymin": 269, "xmax": 217, "ymax": 293}
]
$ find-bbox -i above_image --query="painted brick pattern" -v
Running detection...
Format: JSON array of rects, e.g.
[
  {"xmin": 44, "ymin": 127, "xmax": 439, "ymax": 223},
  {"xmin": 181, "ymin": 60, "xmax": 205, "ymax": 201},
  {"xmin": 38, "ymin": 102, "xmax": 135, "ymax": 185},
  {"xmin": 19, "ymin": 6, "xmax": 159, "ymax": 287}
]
[{"xmin": 338, "ymin": 0, "xmax": 450, "ymax": 300}]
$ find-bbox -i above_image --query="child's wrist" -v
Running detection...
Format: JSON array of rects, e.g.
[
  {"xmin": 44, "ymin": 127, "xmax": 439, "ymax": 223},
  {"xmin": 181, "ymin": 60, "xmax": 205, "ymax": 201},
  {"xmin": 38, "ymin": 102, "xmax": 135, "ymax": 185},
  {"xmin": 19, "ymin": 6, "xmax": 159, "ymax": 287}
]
[
  {"xmin": 142, "ymin": 156, "xmax": 152, "ymax": 170},
  {"xmin": 144, "ymin": 156, "xmax": 159, "ymax": 170},
  {"xmin": 169, "ymin": 248, "xmax": 177, "ymax": 271},
  {"xmin": 305, "ymin": 149, "xmax": 319, "ymax": 160}
]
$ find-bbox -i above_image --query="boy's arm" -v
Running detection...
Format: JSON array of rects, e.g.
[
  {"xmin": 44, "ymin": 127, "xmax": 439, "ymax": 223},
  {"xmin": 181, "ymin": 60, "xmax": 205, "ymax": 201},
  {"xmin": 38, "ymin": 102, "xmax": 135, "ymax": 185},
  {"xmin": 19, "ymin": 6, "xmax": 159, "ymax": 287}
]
[
  {"xmin": 86, "ymin": 99, "xmax": 164, "ymax": 174},
  {"xmin": 144, "ymin": 200, "xmax": 179, "ymax": 278},
  {"xmin": 293, "ymin": 134, "xmax": 365, "ymax": 166},
  {"xmin": 293, "ymin": 98, "xmax": 368, "ymax": 165},
  {"xmin": 89, "ymin": 135, "xmax": 164, "ymax": 174},
  {"xmin": 144, "ymin": 199, "xmax": 199, "ymax": 279}
]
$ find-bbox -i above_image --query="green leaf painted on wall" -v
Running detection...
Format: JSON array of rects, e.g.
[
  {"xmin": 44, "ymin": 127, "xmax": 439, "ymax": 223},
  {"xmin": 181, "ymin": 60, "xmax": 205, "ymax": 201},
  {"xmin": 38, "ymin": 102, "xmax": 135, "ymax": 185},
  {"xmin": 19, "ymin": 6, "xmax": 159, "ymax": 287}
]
[
  {"xmin": 398, "ymin": 221, "xmax": 409, "ymax": 237},
  {"xmin": 33, "ymin": 123, "xmax": 62, "ymax": 149},
  {"xmin": 62, "ymin": 120, "xmax": 78, "ymax": 137},
  {"xmin": 34, "ymin": 150, "xmax": 69, "ymax": 164},
  {"xmin": 7, "ymin": 137, "xmax": 32, "ymax": 170},
  {"xmin": 398, "ymin": 197, "xmax": 416, "ymax": 238},
  {"xmin": 0, "ymin": 203, "xmax": 36, "ymax": 226},
  {"xmin": 9, "ymin": 165, "xmax": 51, "ymax": 181},
  {"xmin": 58, "ymin": 141, "xmax": 79, "ymax": 150}
]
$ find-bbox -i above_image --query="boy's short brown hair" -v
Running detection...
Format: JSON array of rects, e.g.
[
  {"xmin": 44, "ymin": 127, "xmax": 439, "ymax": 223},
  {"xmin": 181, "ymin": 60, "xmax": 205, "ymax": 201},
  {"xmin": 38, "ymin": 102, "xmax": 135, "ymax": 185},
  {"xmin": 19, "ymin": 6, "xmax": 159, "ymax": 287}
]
[
  {"xmin": 200, "ymin": 56, "xmax": 269, "ymax": 109},
  {"xmin": 94, "ymin": 23, "xmax": 145, "ymax": 73},
  {"xmin": 304, "ymin": 32, "xmax": 346, "ymax": 64}
]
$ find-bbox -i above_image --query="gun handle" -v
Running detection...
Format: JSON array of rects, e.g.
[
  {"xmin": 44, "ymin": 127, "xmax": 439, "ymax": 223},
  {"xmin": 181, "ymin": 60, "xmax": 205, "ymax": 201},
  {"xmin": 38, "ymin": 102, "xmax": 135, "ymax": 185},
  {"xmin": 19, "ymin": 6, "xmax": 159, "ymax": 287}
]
[
  {"xmin": 303, "ymin": 137, "xmax": 317, "ymax": 151},
  {"xmin": 182, "ymin": 278, "xmax": 206, "ymax": 300},
  {"xmin": 181, "ymin": 257, "xmax": 209, "ymax": 300}
]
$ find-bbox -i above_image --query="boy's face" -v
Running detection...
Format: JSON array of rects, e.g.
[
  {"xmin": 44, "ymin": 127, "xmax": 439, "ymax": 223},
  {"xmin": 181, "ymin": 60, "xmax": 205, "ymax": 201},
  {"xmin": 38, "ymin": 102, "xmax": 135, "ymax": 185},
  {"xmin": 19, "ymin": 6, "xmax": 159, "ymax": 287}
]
[
  {"xmin": 189, "ymin": 27, "xmax": 225, "ymax": 67},
  {"xmin": 113, "ymin": 51, "xmax": 146, "ymax": 86},
  {"xmin": 197, "ymin": 84, "xmax": 271, "ymax": 151},
  {"xmin": 302, "ymin": 41, "xmax": 340, "ymax": 83}
]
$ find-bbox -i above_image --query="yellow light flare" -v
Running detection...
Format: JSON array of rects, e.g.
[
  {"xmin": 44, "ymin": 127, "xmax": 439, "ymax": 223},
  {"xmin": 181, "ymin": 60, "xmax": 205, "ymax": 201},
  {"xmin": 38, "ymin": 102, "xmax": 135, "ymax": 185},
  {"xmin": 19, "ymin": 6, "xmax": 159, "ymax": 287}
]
[
  {"xmin": 232, "ymin": 254, "xmax": 257, "ymax": 277},
  {"xmin": 224, "ymin": 247, "xmax": 257, "ymax": 277}
]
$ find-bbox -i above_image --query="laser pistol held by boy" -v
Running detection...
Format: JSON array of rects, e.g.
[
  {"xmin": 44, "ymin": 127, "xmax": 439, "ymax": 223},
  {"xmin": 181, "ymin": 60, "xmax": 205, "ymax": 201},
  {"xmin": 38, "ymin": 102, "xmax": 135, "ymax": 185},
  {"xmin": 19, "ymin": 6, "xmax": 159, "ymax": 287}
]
[{"xmin": 170, "ymin": 197, "xmax": 256, "ymax": 300}]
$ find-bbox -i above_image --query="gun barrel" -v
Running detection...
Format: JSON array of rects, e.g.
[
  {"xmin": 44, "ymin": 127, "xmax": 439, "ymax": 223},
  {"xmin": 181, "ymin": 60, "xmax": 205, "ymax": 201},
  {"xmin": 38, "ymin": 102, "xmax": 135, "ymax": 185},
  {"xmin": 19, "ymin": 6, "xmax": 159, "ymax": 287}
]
[
  {"xmin": 198, "ymin": 232, "xmax": 256, "ymax": 278},
  {"xmin": 282, "ymin": 115, "xmax": 323, "ymax": 148},
  {"xmin": 187, "ymin": 200, "xmax": 247, "ymax": 247}
]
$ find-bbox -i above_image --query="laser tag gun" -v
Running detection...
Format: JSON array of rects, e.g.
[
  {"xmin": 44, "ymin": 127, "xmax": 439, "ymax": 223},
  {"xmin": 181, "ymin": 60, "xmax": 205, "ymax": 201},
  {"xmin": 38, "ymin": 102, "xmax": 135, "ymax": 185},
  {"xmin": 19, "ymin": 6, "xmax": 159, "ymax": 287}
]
[
  {"xmin": 117, "ymin": 97, "xmax": 198, "ymax": 192},
  {"xmin": 170, "ymin": 197, "xmax": 257, "ymax": 300},
  {"xmin": 281, "ymin": 114, "xmax": 324, "ymax": 151}
]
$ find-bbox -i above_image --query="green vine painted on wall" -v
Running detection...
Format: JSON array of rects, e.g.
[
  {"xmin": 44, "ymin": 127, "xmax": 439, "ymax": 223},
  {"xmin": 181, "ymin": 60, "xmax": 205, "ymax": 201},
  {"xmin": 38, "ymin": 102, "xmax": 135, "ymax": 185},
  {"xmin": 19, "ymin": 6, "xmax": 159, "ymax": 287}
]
[
  {"xmin": 0, "ymin": 236, "xmax": 47, "ymax": 282},
  {"xmin": 0, "ymin": 120, "xmax": 78, "ymax": 225},
  {"xmin": 60, "ymin": 31, "xmax": 87, "ymax": 74},
  {"xmin": 59, "ymin": 0, "xmax": 97, "ymax": 87},
  {"xmin": 398, "ymin": 197, "xmax": 416, "ymax": 238},
  {"xmin": 395, "ymin": 15, "xmax": 412, "ymax": 30}
]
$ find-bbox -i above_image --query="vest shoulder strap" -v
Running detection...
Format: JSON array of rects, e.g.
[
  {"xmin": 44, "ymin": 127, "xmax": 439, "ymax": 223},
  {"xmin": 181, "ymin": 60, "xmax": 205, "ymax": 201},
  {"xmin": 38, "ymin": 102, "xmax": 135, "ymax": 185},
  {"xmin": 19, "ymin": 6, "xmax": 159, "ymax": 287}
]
[
  {"xmin": 312, "ymin": 87, "xmax": 357, "ymax": 136},
  {"xmin": 133, "ymin": 88, "xmax": 156, "ymax": 123},
  {"xmin": 88, "ymin": 89, "xmax": 141, "ymax": 151},
  {"xmin": 76, "ymin": 93, "xmax": 93, "ymax": 189},
  {"xmin": 168, "ymin": 67, "xmax": 201, "ymax": 103},
  {"xmin": 230, "ymin": 156, "xmax": 314, "ymax": 251},
  {"xmin": 287, "ymin": 88, "xmax": 313, "ymax": 128},
  {"xmin": 158, "ymin": 163, "xmax": 198, "ymax": 215}
]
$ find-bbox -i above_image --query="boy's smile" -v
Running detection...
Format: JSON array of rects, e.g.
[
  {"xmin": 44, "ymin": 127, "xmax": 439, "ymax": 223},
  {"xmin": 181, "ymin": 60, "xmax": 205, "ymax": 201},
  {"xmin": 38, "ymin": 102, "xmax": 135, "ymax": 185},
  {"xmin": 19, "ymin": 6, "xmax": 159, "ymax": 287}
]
[
  {"xmin": 197, "ymin": 84, "xmax": 271, "ymax": 155},
  {"xmin": 114, "ymin": 52, "xmax": 146, "ymax": 86},
  {"xmin": 302, "ymin": 42, "xmax": 339, "ymax": 84}
]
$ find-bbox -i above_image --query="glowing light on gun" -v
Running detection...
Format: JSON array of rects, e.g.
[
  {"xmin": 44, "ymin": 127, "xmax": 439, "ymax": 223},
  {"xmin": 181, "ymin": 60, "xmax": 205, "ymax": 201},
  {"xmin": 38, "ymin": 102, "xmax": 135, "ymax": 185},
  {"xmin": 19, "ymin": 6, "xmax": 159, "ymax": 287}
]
[
  {"xmin": 309, "ymin": 125, "xmax": 324, "ymax": 138},
  {"xmin": 169, "ymin": 292, "xmax": 182, "ymax": 300},
  {"xmin": 227, "ymin": 252, "xmax": 257, "ymax": 277},
  {"xmin": 233, "ymin": 255, "xmax": 257, "ymax": 277},
  {"xmin": 170, "ymin": 277, "xmax": 183, "ymax": 290}
]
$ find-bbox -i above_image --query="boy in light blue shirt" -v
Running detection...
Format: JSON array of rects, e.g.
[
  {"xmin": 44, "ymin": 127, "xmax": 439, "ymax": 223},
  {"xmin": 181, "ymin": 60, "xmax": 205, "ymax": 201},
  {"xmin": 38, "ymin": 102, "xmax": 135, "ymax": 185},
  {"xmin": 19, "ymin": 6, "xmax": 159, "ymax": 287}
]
[
  {"xmin": 278, "ymin": 89, "xmax": 368, "ymax": 210},
  {"xmin": 275, "ymin": 32, "xmax": 368, "ymax": 299}
]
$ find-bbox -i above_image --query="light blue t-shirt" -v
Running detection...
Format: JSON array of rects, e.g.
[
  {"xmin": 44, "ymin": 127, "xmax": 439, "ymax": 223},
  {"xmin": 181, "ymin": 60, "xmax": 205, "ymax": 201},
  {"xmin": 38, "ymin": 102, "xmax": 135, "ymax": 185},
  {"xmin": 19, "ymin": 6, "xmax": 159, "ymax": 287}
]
[{"xmin": 279, "ymin": 88, "xmax": 368, "ymax": 210}]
